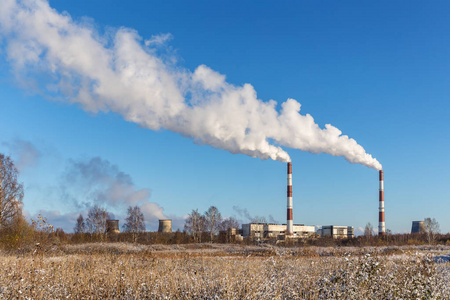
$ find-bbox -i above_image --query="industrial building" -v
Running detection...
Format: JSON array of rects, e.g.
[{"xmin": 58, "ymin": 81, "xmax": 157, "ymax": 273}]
[
  {"xmin": 236, "ymin": 162, "xmax": 355, "ymax": 241},
  {"xmin": 158, "ymin": 219, "xmax": 172, "ymax": 233},
  {"xmin": 218, "ymin": 228, "xmax": 244, "ymax": 242},
  {"xmin": 106, "ymin": 220, "xmax": 120, "ymax": 234},
  {"xmin": 317, "ymin": 226, "xmax": 354, "ymax": 239},
  {"xmin": 241, "ymin": 223, "xmax": 315, "ymax": 240},
  {"xmin": 411, "ymin": 221, "xmax": 426, "ymax": 234}
]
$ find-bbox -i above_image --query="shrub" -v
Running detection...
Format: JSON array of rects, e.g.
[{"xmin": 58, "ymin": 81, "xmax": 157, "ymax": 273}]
[{"xmin": 0, "ymin": 215, "xmax": 34, "ymax": 250}]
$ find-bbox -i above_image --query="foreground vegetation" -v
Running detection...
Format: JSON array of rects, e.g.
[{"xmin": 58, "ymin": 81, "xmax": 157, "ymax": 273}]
[
  {"xmin": 0, "ymin": 243, "xmax": 449, "ymax": 299},
  {"xmin": 2, "ymin": 153, "xmax": 450, "ymax": 298}
]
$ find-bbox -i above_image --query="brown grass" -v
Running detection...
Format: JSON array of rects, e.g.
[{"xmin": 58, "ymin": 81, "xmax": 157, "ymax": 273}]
[{"xmin": 0, "ymin": 243, "xmax": 449, "ymax": 299}]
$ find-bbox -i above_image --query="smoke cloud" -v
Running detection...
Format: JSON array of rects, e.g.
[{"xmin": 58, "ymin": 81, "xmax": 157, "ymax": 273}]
[
  {"xmin": 232, "ymin": 206, "xmax": 279, "ymax": 224},
  {"xmin": 60, "ymin": 156, "xmax": 169, "ymax": 228},
  {"xmin": 2, "ymin": 139, "xmax": 41, "ymax": 171},
  {"xmin": 0, "ymin": 0, "xmax": 382, "ymax": 170},
  {"xmin": 62, "ymin": 157, "xmax": 152, "ymax": 208}
]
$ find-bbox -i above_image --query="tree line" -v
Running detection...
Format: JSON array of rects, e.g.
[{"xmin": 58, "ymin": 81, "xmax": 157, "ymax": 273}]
[
  {"xmin": 1, "ymin": 152, "xmax": 448, "ymax": 250},
  {"xmin": 184, "ymin": 206, "xmax": 240, "ymax": 242},
  {"xmin": 74, "ymin": 205, "xmax": 240, "ymax": 243},
  {"xmin": 74, "ymin": 205, "xmax": 145, "ymax": 234}
]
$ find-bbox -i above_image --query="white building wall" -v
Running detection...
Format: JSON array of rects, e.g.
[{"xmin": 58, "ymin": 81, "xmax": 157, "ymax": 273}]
[
  {"xmin": 293, "ymin": 225, "xmax": 315, "ymax": 237},
  {"xmin": 242, "ymin": 223, "xmax": 316, "ymax": 239},
  {"xmin": 319, "ymin": 226, "xmax": 354, "ymax": 239}
]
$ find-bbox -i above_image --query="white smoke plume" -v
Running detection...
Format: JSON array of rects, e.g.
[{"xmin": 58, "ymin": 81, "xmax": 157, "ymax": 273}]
[
  {"xmin": 232, "ymin": 205, "xmax": 278, "ymax": 224},
  {"xmin": 0, "ymin": 0, "xmax": 382, "ymax": 170},
  {"xmin": 60, "ymin": 156, "xmax": 172, "ymax": 230},
  {"xmin": 2, "ymin": 138, "xmax": 41, "ymax": 171},
  {"xmin": 62, "ymin": 157, "xmax": 153, "ymax": 209}
]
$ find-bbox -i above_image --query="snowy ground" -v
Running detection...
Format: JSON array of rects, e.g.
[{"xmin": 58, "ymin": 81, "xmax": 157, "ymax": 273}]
[{"xmin": 0, "ymin": 243, "xmax": 449, "ymax": 299}]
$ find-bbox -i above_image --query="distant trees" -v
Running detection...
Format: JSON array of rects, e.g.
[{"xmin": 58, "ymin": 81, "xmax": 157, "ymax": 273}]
[
  {"xmin": 218, "ymin": 217, "xmax": 240, "ymax": 232},
  {"xmin": 184, "ymin": 207, "xmax": 241, "ymax": 242},
  {"xmin": 122, "ymin": 206, "xmax": 145, "ymax": 242},
  {"xmin": 184, "ymin": 209, "xmax": 206, "ymax": 242},
  {"xmin": 424, "ymin": 217, "xmax": 440, "ymax": 244},
  {"xmin": 205, "ymin": 206, "xmax": 222, "ymax": 242},
  {"xmin": 0, "ymin": 153, "xmax": 24, "ymax": 230},
  {"xmin": 364, "ymin": 222, "xmax": 374, "ymax": 237},
  {"xmin": 86, "ymin": 205, "xmax": 110, "ymax": 234},
  {"xmin": 74, "ymin": 214, "xmax": 86, "ymax": 234}
]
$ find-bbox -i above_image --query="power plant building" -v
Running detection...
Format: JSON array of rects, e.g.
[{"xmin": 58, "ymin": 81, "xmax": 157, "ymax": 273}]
[
  {"xmin": 158, "ymin": 219, "xmax": 172, "ymax": 233},
  {"xmin": 242, "ymin": 223, "xmax": 315, "ymax": 239},
  {"xmin": 317, "ymin": 226, "xmax": 354, "ymax": 239},
  {"xmin": 106, "ymin": 220, "xmax": 120, "ymax": 234},
  {"xmin": 411, "ymin": 221, "xmax": 426, "ymax": 234}
]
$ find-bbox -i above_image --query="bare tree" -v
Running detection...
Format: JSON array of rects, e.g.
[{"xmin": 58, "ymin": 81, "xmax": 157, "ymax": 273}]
[
  {"xmin": 74, "ymin": 214, "xmax": 85, "ymax": 234},
  {"xmin": 218, "ymin": 217, "xmax": 240, "ymax": 243},
  {"xmin": 86, "ymin": 205, "xmax": 110, "ymax": 234},
  {"xmin": 424, "ymin": 217, "xmax": 440, "ymax": 244},
  {"xmin": 218, "ymin": 217, "xmax": 240, "ymax": 232},
  {"xmin": 0, "ymin": 154, "xmax": 24, "ymax": 230},
  {"xmin": 205, "ymin": 206, "xmax": 222, "ymax": 242},
  {"xmin": 364, "ymin": 222, "xmax": 374, "ymax": 237},
  {"xmin": 122, "ymin": 206, "xmax": 145, "ymax": 242},
  {"xmin": 184, "ymin": 209, "xmax": 206, "ymax": 243}
]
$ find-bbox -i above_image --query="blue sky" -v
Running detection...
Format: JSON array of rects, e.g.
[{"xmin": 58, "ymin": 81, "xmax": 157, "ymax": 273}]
[{"xmin": 0, "ymin": 0, "xmax": 449, "ymax": 234}]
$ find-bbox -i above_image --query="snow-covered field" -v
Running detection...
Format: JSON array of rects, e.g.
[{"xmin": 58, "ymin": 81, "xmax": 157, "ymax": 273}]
[{"xmin": 0, "ymin": 243, "xmax": 449, "ymax": 299}]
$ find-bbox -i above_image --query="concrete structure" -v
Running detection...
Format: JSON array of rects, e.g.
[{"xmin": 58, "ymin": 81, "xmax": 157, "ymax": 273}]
[
  {"xmin": 411, "ymin": 221, "xmax": 426, "ymax": 234},
  {"xmin": 287, "ymin": 162, "xmax": 293, "ymax": 235},
  {"xmin": 158, "ymin": 219, "xmax": 172, "ymax": 233},
  {"xmin": 242, "ymin": 223, "xmax": 315, "ymax": 240},
  {"xmin": 292, "ymin": 224, "xmax": 316, "ymax": 238},
  {"xmin": 318, "ymin": 226, "xmax": 354, "ymax": 239},
  {"xmin": 106, "ymin": 220, "xmax": 120, "ymax": 234},
  {"xmin": 228, "ymin": 228, "xmax": 244, "ymax": 241},
  {"xmin": 379, "ymin": 170, "xmax": 385, "ymax": 236},
  {"xmin": 265, "ymin": 224, "xmax": 287, "ymax": 238},
  {"xmin": 242, "ymin": 223, "xmax": 264, "ymax": 239},
  {"xmin": 219, "ymin": 228, "xmax": 244, "ymax": 242}
]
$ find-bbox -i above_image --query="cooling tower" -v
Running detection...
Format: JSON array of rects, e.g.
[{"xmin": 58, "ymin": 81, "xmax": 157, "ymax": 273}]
[
  {"xmin": 106, "ymin": 220, "xmax": 120, "ymax": 234},
  {"xmin": 158, "ymin": 219, "xmax": 172, "ymax": 233},
  {"xmin": 411, "ymin": 221, "xmax": 425, "ymax": 234}
]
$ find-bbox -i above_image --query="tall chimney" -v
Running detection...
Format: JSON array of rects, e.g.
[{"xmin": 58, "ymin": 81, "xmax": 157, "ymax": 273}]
[
  {"xmin": 379, "ymin": 170, "xmax": 385, "ymax": 235},
  {"xmin": 287, "ymin": 162, "xmax": 293, "ymax": 235}
]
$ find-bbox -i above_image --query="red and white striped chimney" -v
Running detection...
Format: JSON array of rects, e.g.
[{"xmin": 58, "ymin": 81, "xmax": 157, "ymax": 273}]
[
  {"xmin": 287, "ymin": 162, "xmax": 293, "ymax": 235},
  {"xmin": 379, "ymin": 170, "xmax": 385, "ymax": 235}
]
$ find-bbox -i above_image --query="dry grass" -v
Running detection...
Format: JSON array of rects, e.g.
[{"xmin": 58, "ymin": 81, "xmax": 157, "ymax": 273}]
[{"xmin": 0, "ymin": 243, "xmax": 449, "ymax": 299}]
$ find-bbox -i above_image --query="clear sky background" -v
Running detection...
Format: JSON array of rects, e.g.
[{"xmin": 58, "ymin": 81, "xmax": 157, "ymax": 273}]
[{"xmin": 0, "ymin": 0, "xmax": 449, "ymax": 234}]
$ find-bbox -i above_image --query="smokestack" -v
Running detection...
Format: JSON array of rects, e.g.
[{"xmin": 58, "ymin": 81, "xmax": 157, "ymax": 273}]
[
  {"xmin": 379, "ymin": 170, "xmax": 385, "ymax": 235},
  {"xmin": 287, "ymin": 162, "xmax": 293, "ymax": 235}
]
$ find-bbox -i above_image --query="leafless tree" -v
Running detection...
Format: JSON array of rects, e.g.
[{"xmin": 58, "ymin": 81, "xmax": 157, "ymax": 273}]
[
  {"xmin": 184, "ymin": 209, "xmax": 206, "ymax": 243},
  {"xmin": 205, "ymin": 206, "xmax": 222, "ymax": 242},
  {"xmin": 364, "ymin": 222, "xmax": 374, "ymax": 237},
  {"xmin": 73, "ymin": 214, "xmax": 85, "ymax": 234},
  {"xmin": 218, "ymin": 217, "xmax": 240, "ymax": 232},
  {"xmin": 0, "ymin": 153, "xmax": 24, "ymax": 230},
  {"xmin": 86, "ymin": 205, "xmax": 110, "ymax": 234},
  {"xmin": 424, "ymin": 217, "xmax": 440, "ymax": 244},
  {"xmin": 123, "ymin": 206, "xmax": 145, "ymax": 242}
]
